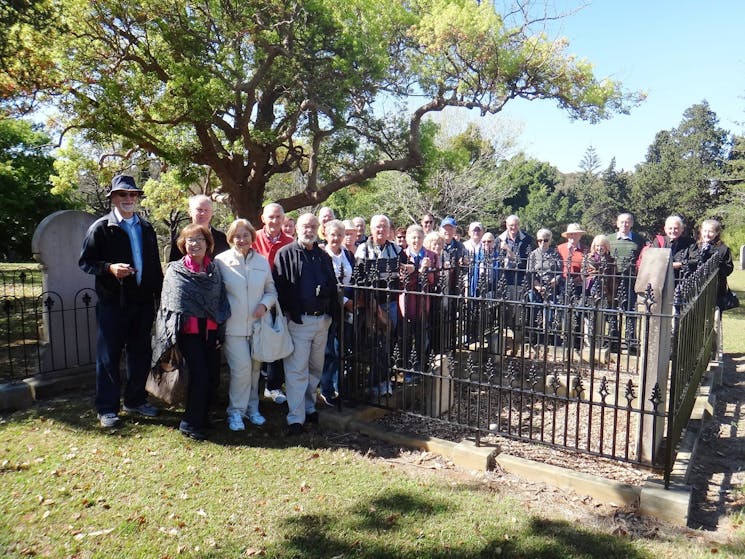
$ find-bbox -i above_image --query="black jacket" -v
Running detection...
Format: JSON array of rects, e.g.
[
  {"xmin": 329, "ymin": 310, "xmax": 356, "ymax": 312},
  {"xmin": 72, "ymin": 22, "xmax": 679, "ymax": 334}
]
[
  {"xmin": 699, "ymin": 241, "xmax": 734, "ymax": 298},
  {"xmin": 652, "ymin": 235, "xmax": 699, "ymax": 277},
  {"xmin": 79, "ymin": 211, "xmax": 163, "ymax": 304},
  {"xmin": 273, "ymin": 241, "xmax": 338, "ymax": 324}
]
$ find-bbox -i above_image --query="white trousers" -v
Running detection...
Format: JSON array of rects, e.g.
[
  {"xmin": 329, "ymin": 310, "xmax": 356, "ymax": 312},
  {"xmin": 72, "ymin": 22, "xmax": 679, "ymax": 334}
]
[
  {"xmin": 283, "ymin": 315, "xmax": 332, "ymax": 425},
  {"xmin": 223, "ymin": 335, "xmax": 261, "ymax": 416}
]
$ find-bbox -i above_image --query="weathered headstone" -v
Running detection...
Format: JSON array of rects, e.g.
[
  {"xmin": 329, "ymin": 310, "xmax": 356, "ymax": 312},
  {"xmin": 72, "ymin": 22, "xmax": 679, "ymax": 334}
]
[
  {"xmin": 635, "ymin": 247, "xmax": 675, "ymax": 464},
  {"xmin": 32, "ymin": 210, "xmax": 98, "ymax": 372},
  {"xmin": 739, "ymin": 245, "xmax": 745, "ymax": 270}
]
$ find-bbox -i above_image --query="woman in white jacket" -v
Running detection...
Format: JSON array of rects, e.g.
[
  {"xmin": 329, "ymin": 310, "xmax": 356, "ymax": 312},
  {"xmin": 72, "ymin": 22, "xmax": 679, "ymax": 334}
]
[{"xmin": 215, "ymin": 219, "xmax": 277, "ymax": 431}]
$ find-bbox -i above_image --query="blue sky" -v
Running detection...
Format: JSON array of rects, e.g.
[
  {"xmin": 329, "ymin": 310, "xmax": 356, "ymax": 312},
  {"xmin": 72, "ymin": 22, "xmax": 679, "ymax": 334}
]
[{"xmin": 472, "ymin": 1, "xmax": 745, "ymax": 173}]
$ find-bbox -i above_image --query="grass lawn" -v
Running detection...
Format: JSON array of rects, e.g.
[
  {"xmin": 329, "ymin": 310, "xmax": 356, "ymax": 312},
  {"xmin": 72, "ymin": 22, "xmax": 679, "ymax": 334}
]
[
  {"xmin": 722, "ymin": 268, "xmax": 745, "ymax": 354},
  {"xmin": 1, "ymin": 398, "xmax": 742, "ymax": 559}
]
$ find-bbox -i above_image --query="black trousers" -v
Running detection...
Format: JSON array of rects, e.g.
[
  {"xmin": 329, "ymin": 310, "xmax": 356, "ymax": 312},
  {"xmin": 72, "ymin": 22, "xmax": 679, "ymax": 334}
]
[{"xmin": 178, "ymin": 330, "xmax": 220, "ymax": 429}]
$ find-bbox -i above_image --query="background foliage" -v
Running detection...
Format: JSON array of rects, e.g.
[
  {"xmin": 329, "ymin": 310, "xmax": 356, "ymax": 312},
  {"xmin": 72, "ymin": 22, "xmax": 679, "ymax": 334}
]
[{"xmin": 0, "ymin": 2, "xmax": 743, "ymax": 259}]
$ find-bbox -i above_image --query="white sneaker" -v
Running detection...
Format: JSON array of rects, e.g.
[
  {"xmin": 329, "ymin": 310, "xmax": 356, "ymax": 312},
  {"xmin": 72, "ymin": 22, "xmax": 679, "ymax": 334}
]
[
  {"xmin": 264, "ymin": 388, "xmax": 287, "ymax": 404},
  {"xmin": 245, "ymin": 412, "xmax": 266, "ymax": 426},
  {"xmin": 98, "ymin": 412, "xmax": 120, "ymax": 428},
  {"xmin": 227, "ymin": 412, "xmax": 245, "ymax": 432}
]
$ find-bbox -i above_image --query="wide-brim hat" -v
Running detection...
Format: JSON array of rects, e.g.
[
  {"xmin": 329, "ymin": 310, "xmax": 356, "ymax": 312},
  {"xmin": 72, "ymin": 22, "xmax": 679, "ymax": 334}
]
[
  {"xmin": 107, "ymin": 175, "xmax": 144, "ymax": 197},
  {"xmin": 561, "ymin": 223, "xmax": 586, "ymax": 238}
]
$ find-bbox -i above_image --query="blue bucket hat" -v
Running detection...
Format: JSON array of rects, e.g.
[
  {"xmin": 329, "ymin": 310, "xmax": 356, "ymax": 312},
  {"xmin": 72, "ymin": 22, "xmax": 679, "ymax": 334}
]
[{"xmin": 107, "ymin": 175, "xmax": 144, "ymax": 197}]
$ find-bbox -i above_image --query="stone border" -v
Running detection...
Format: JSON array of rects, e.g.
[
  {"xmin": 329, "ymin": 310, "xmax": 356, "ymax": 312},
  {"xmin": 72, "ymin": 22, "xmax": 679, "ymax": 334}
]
[
  {"xmin": 318, "ymin": 361, "xmax": 722, "ymax": 527},
  {"xmin": 0, "ymin": 366, "xmax": 95, "ymax": 412},
  {"xmin": 1, "ymin": 361, "xmax": 720, "ymax": 527}
]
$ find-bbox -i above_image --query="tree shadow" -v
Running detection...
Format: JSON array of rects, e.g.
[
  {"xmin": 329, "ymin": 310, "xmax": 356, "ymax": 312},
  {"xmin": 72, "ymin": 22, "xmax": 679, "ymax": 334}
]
[
  {"xmin": 687, "ymin": 352, "xmax": 745, "ymax": 533},
  {"xmin": 244, "ymin": 489, "xmax": 654, "ymax": 559}
]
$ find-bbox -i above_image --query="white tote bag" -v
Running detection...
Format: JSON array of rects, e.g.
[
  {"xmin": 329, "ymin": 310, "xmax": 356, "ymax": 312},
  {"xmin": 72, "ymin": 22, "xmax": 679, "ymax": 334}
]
[{"xmin": 251, "ymin": 305, "xmax": 294, "ymax": 362}]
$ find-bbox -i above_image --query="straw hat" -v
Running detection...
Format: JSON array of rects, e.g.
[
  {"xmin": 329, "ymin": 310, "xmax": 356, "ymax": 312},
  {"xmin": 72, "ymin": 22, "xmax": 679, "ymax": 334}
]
[{"xmin": 561, "ymin": 223, "xmax": 586, "ymax": 238}]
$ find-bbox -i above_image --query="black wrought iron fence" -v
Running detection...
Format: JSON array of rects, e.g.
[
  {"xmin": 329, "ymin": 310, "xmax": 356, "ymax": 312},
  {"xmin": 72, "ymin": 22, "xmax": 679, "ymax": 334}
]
[
  {"xmin": 339, "ymin": 249, "xmax": 720, "ymax": 484},
  {"xmin": 1, "ymin": 250, "xmax": 720, "ymax": 485},
  {"xmin": 1, "ymin": 267, "xmax": 97, "ymax": 381}
]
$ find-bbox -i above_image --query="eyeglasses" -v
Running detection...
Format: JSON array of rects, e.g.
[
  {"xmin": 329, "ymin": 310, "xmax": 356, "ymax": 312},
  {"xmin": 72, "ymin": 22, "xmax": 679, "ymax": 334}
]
[
  {"xmin": 537, "ymin": 239, "xmax": 551, "ymax": 243},
  {"xmin": 115, "ymin": 191, "xmax": 139, "ymax": 198},
  {"xmin": 186, "ymin": 237, "xmax": 206, "ymax": 244}
]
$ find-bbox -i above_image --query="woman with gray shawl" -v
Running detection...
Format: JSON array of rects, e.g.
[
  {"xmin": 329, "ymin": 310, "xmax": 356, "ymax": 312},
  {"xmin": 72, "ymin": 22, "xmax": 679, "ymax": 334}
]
[{"xmin": 152, "ymin": 223, "xmax": 230, "ymax": 440}]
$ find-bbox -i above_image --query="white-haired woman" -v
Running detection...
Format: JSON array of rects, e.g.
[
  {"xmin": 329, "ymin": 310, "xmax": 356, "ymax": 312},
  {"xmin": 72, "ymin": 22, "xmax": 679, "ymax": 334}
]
[{"xmin": 526, "ymin": 228, "xmax": 562, "ymax": 344}]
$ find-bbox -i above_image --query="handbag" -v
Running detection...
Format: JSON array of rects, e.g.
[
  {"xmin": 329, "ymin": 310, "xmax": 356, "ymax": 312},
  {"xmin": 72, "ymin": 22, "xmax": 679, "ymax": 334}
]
[
  {"xmin": 146, "ymin": 345, "xmax": 188, "ymax": 405},
  {"xmin": 718, "ymin": 288, "xmax": 740, "ymax": 311},
  {"xmin": 251, "ymin": 305, "xmax": 294, "ymax": 362}
]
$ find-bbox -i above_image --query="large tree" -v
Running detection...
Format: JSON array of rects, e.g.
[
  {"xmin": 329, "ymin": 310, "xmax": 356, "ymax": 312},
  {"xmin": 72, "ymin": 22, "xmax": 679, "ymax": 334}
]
[
  {"xmin": 630, "ymin": 101, "xmax": 732, "ymax": 233},
  {"xmin": 0, "ymin": 0, "xmax": 65, "ymax": 113},
  {"xmin": 19, "ymin": 0, "xmax": 640, "ymax": 221}
]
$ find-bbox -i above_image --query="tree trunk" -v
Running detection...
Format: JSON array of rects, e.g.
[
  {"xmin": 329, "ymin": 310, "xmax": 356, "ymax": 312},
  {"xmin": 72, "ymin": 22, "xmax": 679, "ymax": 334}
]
[{"xmin": 221, "ymin": 175, "xmax": 266, "ymax": 225}]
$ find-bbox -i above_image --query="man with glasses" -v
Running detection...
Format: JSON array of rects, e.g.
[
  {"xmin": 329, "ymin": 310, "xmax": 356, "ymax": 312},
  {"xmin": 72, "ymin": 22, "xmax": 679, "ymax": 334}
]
[
  {"xmin": 352, "ymin": 216, "xmax": 367, "ymax": 246},
  {"xmin": 394, "ymin": 227, "xmax": 408, "ymax": 250},
  {"xmin": 79, "ymin": 175, "xmax": 164, "ymax": 428},
  {"xmin": 420, "ymin": 213, "xmax": 436, "ymax": 235},
  {"xmin": 273, "ymin": 213, "xmax": 337, "ymax": 435},
  {"xmin": 253, "ymin": 203, "xmax": 295, "ymax": 405}
]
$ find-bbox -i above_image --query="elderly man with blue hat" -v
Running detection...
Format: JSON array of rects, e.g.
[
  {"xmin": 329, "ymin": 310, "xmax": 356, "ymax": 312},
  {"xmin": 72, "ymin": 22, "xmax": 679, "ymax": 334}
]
[{"xmin": 79, "ymin": 175, "xmax": 164, "ymax": 428}]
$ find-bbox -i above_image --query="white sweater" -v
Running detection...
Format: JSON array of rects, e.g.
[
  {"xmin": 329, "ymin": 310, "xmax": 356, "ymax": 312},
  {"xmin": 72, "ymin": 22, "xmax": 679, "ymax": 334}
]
[{"xmin": 215, "ymin": 248, "xmax": 277, "ymax": 337}]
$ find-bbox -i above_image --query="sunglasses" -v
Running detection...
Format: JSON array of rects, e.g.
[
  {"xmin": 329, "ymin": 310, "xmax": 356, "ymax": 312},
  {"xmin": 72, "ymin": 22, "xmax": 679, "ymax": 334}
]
[
  {"xmin": 537, "ymin": 239, "xmax": 551, "ymax": 243},
  {"xmin": 115, "ymin": 191, "xmax": 140, "ymax": 198}
]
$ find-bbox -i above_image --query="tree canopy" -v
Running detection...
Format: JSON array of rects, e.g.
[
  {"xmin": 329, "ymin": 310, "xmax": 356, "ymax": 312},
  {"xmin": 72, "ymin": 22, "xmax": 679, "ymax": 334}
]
[
  {"xmin": 630, "ymin": 101, "xmax": 732, "ymax": 233},
  {"xmin": 0, "ymin": 118, "xmax": 70, "ymax": 259},
  {"xmin": 9, "ymin": 0, "xmax": 641, "ymax": 222}
]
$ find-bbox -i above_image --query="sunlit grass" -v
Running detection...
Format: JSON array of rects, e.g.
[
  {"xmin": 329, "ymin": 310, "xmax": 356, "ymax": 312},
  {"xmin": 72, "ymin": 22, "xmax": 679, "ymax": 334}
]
[
  {"xmin": 722, "ymin": 268, "xmax": 745, "ymax": 354},
  {"xmin": 0, "ymin": 399, "xmax": 737, "ymax": 559}
]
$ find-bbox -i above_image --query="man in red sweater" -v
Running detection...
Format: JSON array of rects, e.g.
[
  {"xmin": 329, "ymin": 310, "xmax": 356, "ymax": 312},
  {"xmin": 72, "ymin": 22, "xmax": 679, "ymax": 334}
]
[{"xmin": 253, "ymin": 203, "xmax": 294, "ymax": 404}]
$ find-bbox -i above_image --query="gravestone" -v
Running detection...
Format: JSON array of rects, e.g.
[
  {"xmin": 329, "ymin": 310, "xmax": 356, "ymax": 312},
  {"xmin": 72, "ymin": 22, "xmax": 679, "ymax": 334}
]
[
  {"xmin": 32, "ymin": 210, "xmax": 98, "ymax": 372},
  {"xmin": 740, "ymin": 245, "xmax": 745, "ymax": 270},
  {"xmin": 635, "ymin": 247, "xmax": 675, "ymax": 464}
]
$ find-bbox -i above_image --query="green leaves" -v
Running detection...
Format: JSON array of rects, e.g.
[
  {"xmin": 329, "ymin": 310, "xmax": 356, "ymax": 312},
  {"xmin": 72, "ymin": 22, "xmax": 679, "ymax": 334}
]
[
  {"xmin": 0, "ymin": 117, "xmax": 70, "ymax": 259},
  {"xmin": 6, "ymin": 0, "xmax": 642, "ymax": 221}
]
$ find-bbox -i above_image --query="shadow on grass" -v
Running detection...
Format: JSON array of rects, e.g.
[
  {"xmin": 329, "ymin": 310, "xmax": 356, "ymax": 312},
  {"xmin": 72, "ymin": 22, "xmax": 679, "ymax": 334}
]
[
  {"xmin": 205, "ymin": 496, "xmax": 653, "ymax": 559},
  {"xmin": 0, "ymin": 387, "xmax": 389, "ymax": 455}
]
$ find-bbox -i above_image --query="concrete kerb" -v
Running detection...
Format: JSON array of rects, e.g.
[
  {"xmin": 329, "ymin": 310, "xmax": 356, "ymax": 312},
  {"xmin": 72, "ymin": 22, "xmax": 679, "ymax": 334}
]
[
  {"xmin": 0, "ymin": 366, "xmax": 95, "ymax": 412},
  {"xmin": 320, "ymin": 360, "xmax": 723, "ymax": 527}
]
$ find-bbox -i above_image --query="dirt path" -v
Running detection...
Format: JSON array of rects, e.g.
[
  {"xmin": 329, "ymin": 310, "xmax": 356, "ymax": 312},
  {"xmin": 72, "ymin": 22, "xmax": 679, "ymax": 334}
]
[{"xmin": 687, "ymin": 353, "xmax": 745, "ymax": 533}]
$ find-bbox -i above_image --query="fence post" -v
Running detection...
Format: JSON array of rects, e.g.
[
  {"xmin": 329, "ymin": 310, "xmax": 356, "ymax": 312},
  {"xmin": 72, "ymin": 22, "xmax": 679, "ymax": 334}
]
[{"xmin": 634, "ymin": 247, "xmax": 675, "ymax": 463}]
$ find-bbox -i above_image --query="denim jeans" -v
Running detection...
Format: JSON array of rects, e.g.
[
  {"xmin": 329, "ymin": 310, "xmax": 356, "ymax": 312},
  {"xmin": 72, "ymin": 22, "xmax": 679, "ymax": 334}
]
[{"xmin": 320, "ymin": 321, "xmax": 340, "ymax": 399}]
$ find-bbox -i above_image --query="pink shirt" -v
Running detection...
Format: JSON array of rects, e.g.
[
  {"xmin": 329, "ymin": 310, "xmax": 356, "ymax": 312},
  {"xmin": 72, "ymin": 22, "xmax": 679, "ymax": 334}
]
[{"xmin": 180, "ymin": 255, "xmax": 218, "ymax": 334}]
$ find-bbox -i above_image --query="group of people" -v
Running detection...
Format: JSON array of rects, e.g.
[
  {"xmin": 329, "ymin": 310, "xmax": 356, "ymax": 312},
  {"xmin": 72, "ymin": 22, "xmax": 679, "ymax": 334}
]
[{"xmin": 79, "ymin": 174, "xmax": 733, "ymax": 439}]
